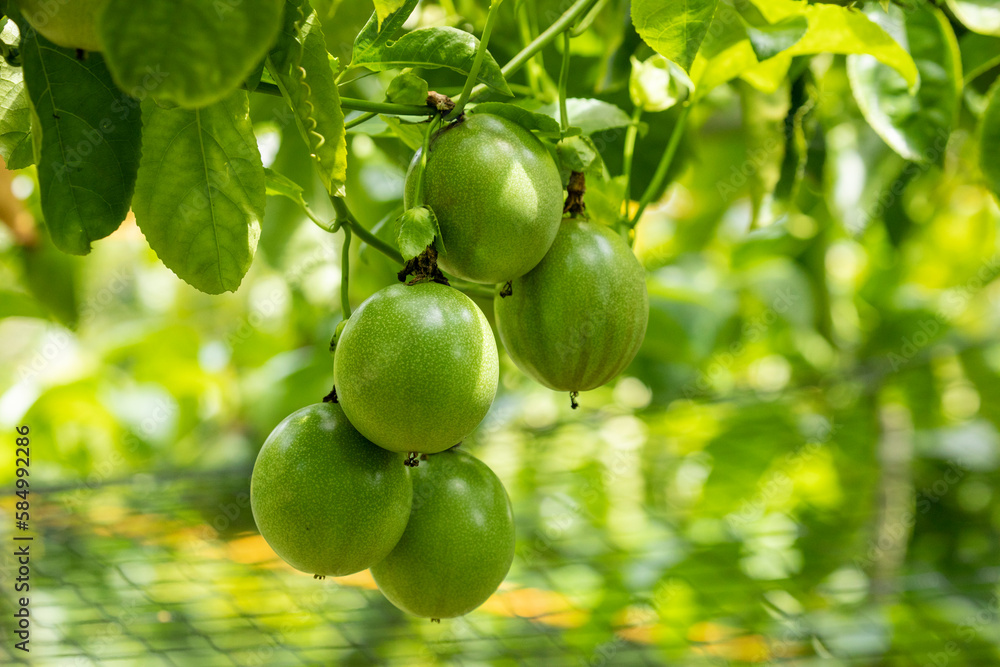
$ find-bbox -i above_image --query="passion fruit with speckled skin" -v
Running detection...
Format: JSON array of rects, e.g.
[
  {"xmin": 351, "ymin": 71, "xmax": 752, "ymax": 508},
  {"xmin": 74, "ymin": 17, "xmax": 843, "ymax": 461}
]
[
  {"xmin": 250, "ymin": 402, "xmax": 412, "ymax": 576},
  {"xmin": 16, "ymin": 0, "xmax": 107, "ymax": 51},
  {"xmin": 334, "ymin": 282, "xmax": 499, "ymax": 454},
  {"xmin": 404, "ymin": 113, "xmax": 564, "ymax": 285},
  {"xmin": 494, "ymin": 217, "xmax": 649, "ymax": 394},
  {"xmin": 371, "ymin": 448, "xmax": 515, "ymax": 619}
]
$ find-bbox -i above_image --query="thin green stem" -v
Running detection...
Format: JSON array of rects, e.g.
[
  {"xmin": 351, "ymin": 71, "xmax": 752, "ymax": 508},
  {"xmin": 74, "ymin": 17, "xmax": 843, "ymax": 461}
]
[
  {"xmin": 447, "ymin": 0, "xmax": 504, "ymax": 120},
  {"xmin": 515, "ymin": 0, "xmax": 542, "ymax": 98},
  {"xmin": 628, "ymin": 104, "xmax": 690, "ymax": 230},
  {"xmin": 330, "ymin": 196, "xmax": 404, "ymax": 264},
  {"xmin": 414, "ymin": 117, "xmax": 442, "ymax": 207},
  {"xmin": 469, "ymin": 0, "xmax": 600, "ymax": 102},
  {"xmin": 569, "ymin": 0, "xmax": 610, "ymax": 37},
  {"xmin": 340, "ymin": 226, "xmax": 352, "ymax": 318},
  {"xmin": 557, "ymin": 31, "xmax": 571, "ymax": 133},
  {"xmin": 618, "ymin": 106, "xmax": 643, "ymax": 230},
  {"xmin": 345, "ymin": 111, "xmax": 378, "ymax": 130},
  {"xmin": 254, "ymin": 82, "xmax": 434, "ymax": 116}
]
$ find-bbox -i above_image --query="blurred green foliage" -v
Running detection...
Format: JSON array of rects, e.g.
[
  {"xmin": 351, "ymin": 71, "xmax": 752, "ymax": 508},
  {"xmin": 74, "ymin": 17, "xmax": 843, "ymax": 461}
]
[{"xmin": 1, "ymin": 0, "xmax": 1000, "ymax": 664}]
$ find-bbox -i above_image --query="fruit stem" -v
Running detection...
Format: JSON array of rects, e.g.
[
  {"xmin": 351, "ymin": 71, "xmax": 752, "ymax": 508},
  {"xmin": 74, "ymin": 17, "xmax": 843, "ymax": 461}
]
[
  {"xmin": 447, "ymin": 0, "xmax": 505, "ymax": 120},
  {"xmin": 344, "ymin": 111, "xmax": 378, "ymax": 129},
  {"xmin": 557, "ymin": 31, "xmax": 571, "ymax": 133},
  {"xmin": 618, "ymin": 106, "xmax": 643, "ymax": 234},
  {"xmin": 570, "ymin": 391, "xmax": 579, "ymax": 410},
  {"xmin": 330, "ymin": 196, "xmax": 405, "ymax": 265},
  {"xmin": 414, "ymin": 116, "xmax": 443, "ymax": 209},
  {"xmin": 340, "ymin": 225, "xmax": 353, "ymax": 319},
  {"xmin": 627, "ymin": 103, "xmax": 691, "ymax": 234},
  {"xmin": 469, "ymin": 0, "xmax": 601, "ymax": 102}
]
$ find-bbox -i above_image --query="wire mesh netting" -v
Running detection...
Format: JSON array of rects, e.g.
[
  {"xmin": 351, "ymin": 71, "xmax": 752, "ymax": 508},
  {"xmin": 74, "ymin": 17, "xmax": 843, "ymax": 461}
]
[{"xmin": 2, "ymin": 432, "xmax": 998, "ymax": 667}]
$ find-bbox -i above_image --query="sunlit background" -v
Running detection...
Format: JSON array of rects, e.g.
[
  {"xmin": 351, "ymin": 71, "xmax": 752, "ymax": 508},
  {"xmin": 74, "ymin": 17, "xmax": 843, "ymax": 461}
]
[{"xmin": 2, "ymin": 0, "xmax": 1000, "ymax": 664}]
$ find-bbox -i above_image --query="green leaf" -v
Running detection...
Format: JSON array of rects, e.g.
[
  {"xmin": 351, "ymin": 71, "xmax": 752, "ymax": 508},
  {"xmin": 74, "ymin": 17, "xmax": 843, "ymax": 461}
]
[
  {"xmin": 19, "ymin": 236, "xmax": 79, "ymax": 327},
  {"xmin": 0, "ymin": 289, "xmax": 47, "ymax": 321},
  {"xmin": 946, "ymin": 0, "xmax": 1000, "ymax": 37},
  {"xmin": 472, "ymin": 102, "xmax": 563, "ymax": 138},
  {"xmin": 267, "ymin": 3, "xmax": 348, "ymax": 197},
  {"xmin": 735, "ymin": 0, "xmax": 807, "ymax": 61},
  {"xmin": 557, "ymin": 135, "xmax": 600, "ymax": 173},
  {"xmin": 380, "ymin": 115, "xmax": 425, "ymax": 150},
  {"xmin": 960, "ymin": 32, "xmax": 1000, "ymax": 83},
  {"xmin": 537, "ymin": 98, "xmax": 633, "ymax": 136},
  {"xmin": 98, "ymin": 0, "xmax": 284, "ymax": 109},
  {"xmin": 631, "ymin": 0, "xmax": 720, "ymax": 73},
  {"xmin": 19, "ymin": 29, "xmax": 143, "ymax": 255},
  {"xmin": 352, "ymin": 0, "xmax": 420, "ymax": 64},
  {"xmin": 981, "ymin": 79, "xmax": 1000, "ymax": 201},
  {"xmin": 373, "ymin": 0, "xmax": 407, "ymax": 28},
  {"xmin": 629, "ymin": 55, "xmax": 691, "ymax": 113},
  {"xmin": 264, "ymin": 166, "xmax": 307, "ymax": 204},
  {"xmin": 395, "ymin": 205, "xmax": 443, "ymax": 261},
  {"xmin": 739, "ymin": 80, "xmax": 790, "ymax": 227},
  {"xmin": 352, "ymin": 26, "xmax": 512, "ymax": 96},
  {"xmin": 847, "ymin": 4, "xmax": 961, "ymax": 162},
  {"xmin": 133, "ymin": 92, "xmax": 264, "ymax": 294},
  {"xmin": 693, "ymin": 0, "xmax": 919, "ymax": 98},
  {"xmin": 0, "ymin": 60, "xmax": 33, "ymax": 169},
  {"xmin": 386, "ymin": 72, "xmax": 429, "ymax": 106}
]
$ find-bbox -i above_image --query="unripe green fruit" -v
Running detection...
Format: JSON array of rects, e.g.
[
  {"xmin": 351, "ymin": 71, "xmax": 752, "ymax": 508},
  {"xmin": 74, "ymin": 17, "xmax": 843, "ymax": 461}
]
[
  {"xmin": 250, "ymin": 403, "xmax": 412, "ymax": 577},
  {"xmin": 494, "ymin": 218, "xmax": 649, "ymax": 392},
  {"xmin": 404, "ymin": 113, "xmax": 564, "ymax": 284},
  {"xmin": 334, "ymin": 282, "xmax": 499, "ymax": 453},
  {"xmin": 371, "ymin": 449, "xmax": 515, "ymax": 619},
  {"xmin": 17, "ymin": 0, "xmax": 107, "ymax": 51}
]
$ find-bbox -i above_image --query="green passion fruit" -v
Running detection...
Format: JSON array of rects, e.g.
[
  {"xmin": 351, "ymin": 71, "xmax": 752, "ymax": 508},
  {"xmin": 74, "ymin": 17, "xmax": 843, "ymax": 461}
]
[
  {"xmin": 334, "ymin": 282, "xmax": 499, "ymax": 454},
  {"xmin": 250, "ymin": 402, "xmax": 412, "ymax": 577},
  {"xmin": 370, "ymin": 448, "xmax": 515, "ymax": 619},
  {"xmin": 17, "ymin": 0, "xmax": 107, "ymax": 51},
  {"xmin": 494, "ymin": 217, "xmax": 649, "ymax": 395},
  {"xmin": 404, "ymin": 113, "xmax": 564, "ymax": 284}
]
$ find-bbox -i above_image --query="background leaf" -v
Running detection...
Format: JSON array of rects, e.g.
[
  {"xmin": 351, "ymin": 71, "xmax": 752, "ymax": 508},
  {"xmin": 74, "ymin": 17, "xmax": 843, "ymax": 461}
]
[
  {"xmin": 537, "ymin": 98, "xmax": 633, "ymax": 136},
  {"xmin": 132, "ymin": 92, "xmax": 264, "ymax": 294},
  {"xmin": 981, "ymin": 79, "xmax": 1000, "ymax": 201},
  {"xmin": 19, "ymin": 30, "xmax": 142, "ymax": 255},
  {"xmin": 267, "ymin": 4, "xmax": 348, "ymax": 197},
  {"xmin": 946, "ymin": 0, "xmax": 1000, "ymax": 37},
  {"xmin": 847, "ymin": 5, "xmax": 962, "ymax": 162},
  {"xmin": 99, "ymin": 0, "xmax": 284, "ymax": 108},
  {"xmin": 352, "ymin": 26, "xmax": 512, "ymax": 96},
  {"xmin": 386, "ymin": 72, "xmax": 429, "ymax": 106},
  {"xmin": 631, "ymin": 0, "xmax": 719, "ymax": 73}
]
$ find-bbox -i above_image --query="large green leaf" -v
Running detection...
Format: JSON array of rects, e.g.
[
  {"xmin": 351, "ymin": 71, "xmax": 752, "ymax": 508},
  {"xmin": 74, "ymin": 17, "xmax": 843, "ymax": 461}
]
[
  {"xmin": 0, "ymin": 60, "xmax": 32, "ymax": 169},
  {"xmin": 692, "ymin": 0, "xmax": 919, "ymax": 97},
  {"xmin": 946, "ymin": 0, "xmax": 1000, "ymax": 37},
  {"xmin": 352, "ymin": 26, "xmax": 511, "ymax": 96},
  {"xmin": 267, "ymin": 3, "xmax": 348, "ymax": 196},
  {"xmin": 373, "ymin": 0, "xmax": 407, "ymax": 28},
  {"xmin": 631, "ymin": 0, "xmax": 719, "ymax": 73},
  {"xmin": 352, "ymin": 0, "xmax": 418, "ymax": 63},
  {"xmin": 982, "ymin": 79, "xmax": 1000, "ymax": 201},
  {"xmin": 19, "ymin": 30, "xmax": 143, "ymax": 255},
  {"xmin": 847, "ymin": 5, "xmax": 961, "ymax": 163},
  {"xmin": 735, "ymin": 0, "xmax": 807, "ymax": 62},
  {"xmin": 98, "ymin": 0, "xmax": 284, "ymax": 109},
  {"xmin": 133, "ymin": 92, "xmax": 264, "ymax": 294}
]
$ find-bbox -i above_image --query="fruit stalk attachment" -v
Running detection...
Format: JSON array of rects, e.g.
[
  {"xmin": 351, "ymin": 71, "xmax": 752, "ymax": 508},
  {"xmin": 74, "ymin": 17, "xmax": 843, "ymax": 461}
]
[{"xmin": 564, "ymin": 171, "xmax": 586, "ymax": 216}]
